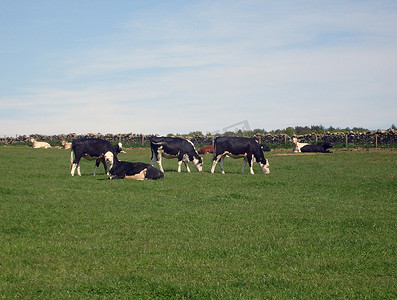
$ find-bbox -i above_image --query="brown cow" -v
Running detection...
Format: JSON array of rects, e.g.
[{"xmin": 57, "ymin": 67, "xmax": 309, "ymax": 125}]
[{"xmin": 198, "ymin": 145, "xmax": 214, "ymax": 154}]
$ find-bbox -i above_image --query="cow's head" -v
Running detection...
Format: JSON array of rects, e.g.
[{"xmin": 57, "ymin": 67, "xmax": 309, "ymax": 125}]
[
  {"xmin": 258, "ymin": 157, "xmax": 270, "ymax": 174},
  {"xmin": 116, "ymin": 142, "xmax": 126, "ymax": 154},
  {"xmin": 261, "ymin": 144, "xmax": 271, "ymax": 152},
  {"xmin": 104, "ymin": 151, "xmax": 115, "ymax": 171},
  {"xmin": 193, "ymin": 156, "xmax": 203, "ymax": 172}
]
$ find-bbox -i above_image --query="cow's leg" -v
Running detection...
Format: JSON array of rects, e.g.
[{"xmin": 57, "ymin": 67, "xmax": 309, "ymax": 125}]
[
  {"xmin": 156, "ymin": 153, "xmax": 164, "ymax": 173},
  {"xmin": 70, "ymin": 150, "xmax": 76, "ymax": 176},
  {"xmin": 248, "ymin": 154, "xmax": 255, "ymax": 175},
  {"xmin": 93, "ymin": 159, "xmax": 100, "ymax": 175},
  {"xmin": 219, "ymin": 156, "xmax": 226, "ymax": 174},
  {"xmin": 70, "ymin": 150, "xmax": 77, "ymax": 176},
  {"xmin": 184, "ymin": 161, "xmax": 191, "ymax": 172},
  {"xmin": 101, "ymin": 157, "xmax": 109, "ymax": 175},
  {"xmin": 71, "ymin": 154, "xmax": 81, "ymax": 176},
  {"xmin": 77, "ymin": 163, "xmax": 81, "ymax": 176},
  {"xmin": 182, "ymin": 154, "xmax": 191, "ymax": 172},
  {"xmin": 71, "ymin": 163, "xmax": 77, "ymax": 176},
  {"xmin": 109, "ymin": 174, "xmax": 123, "ymax": 180},
  {"xmin": 211, "ymin": 154, "xmax": 222, "ymax": 174},
  {"xmin": 125, "ymin": 169, "xmax": 147, "ymax": 180},
  {"xmin": 241, "ymin": 157, "xmax": 248, "ymax": 173},
  {"xmin": 151, "ymin": 149, "xmax": 156, "ymax": 166},
  {"xmin": 177, "ymin": 160, "xmax": 183, "ymax": 172}
]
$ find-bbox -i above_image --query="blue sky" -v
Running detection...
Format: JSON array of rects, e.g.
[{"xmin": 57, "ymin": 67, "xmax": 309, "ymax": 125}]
[{"xmin": 1, "ymin": 0, "xmax": 396, "ymax": 136}]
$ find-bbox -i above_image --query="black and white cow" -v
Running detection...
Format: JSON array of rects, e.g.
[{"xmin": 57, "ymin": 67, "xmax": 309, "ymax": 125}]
[
  {"xmin": 150, "ymin": 136, "xmax": 203, "ymax": 173},
  {"xmin": 261, "ymin": 144, "xmax": 271, "ymax": 152},
  {"xmin": 104, "ymin": 152, "xmax": 164, "ymax": 180},
  {"xmin": 211, "ymin": 136, "xmax": 270, "ymax": 175},
  {"xmin": 292, "ymin": 137, "xmax": 309, "ymax": 153},
  {"xmin": 300, "ymin": 142, "xmax": 333, "ymax": 153},
  {"xmin": 70, "ymin": 138, "xmax": 124, "ymax": 176}
]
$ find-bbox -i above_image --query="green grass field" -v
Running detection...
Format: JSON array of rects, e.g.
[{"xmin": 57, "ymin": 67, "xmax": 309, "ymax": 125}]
[{"xmin": 1, "ymin": 146, "xmax": 396, "ymax": 299}]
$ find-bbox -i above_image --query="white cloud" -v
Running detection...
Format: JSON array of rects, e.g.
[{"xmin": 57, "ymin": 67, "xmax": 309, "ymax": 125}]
[{"xmin": 1, "ymin": 1, "xmax": 396, "ymax": 136}]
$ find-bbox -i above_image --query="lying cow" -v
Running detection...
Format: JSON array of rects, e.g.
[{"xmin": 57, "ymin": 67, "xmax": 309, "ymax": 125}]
[
  {"xmin": 211, "ymin": 136, "xmax": 270, "ymax": 175},
  {"xmin": 70, "ymin": 138, "xmax": 124, "ymax": 176},
  {"xmin": 104, "ymin": 152, "xmax": 164, "ymax": 180},
  {"xmin": 62, "ymin": 140, "xmax": 72, "ymax": 149},
  {"xmin": 301, "ymin": 141, "xmax": 333, "ymax": 153},
  {"xmin": 150, "ymin": 136, "xmax": 203, "ymax": 173},
  {"xmin": 198, "ymin": 145, "xmax": 214, "ymax": 154},
  {"xmin": 30, "ymin": 138, "xmax": 51, "ymax": 149},
  {"xmin": 292, "ymin": 137, "xmax": 309, "ymax": 153}
]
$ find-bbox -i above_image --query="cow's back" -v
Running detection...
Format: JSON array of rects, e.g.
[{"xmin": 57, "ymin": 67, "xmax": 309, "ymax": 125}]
[
  {"xmin": 151, "ymin": 136, "xmax": 194, "ymax": 154},
  {"xmin": 72, "ymin": 138, "xmax": 114, "ymax": 156},
  {"xmin": 215, "ymin": 136, "xmax": 256, "ymax": 154}
]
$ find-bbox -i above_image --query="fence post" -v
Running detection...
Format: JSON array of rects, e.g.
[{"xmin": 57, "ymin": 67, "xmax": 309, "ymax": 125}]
[
  {"xmin": 375, "ymin": 134, "xmax": 378, "ymax": 148},
  {"xmin": 212, "ymin": 136, "xmax": 215, "ymax": 146},
  {"xmin": 142, "ymin": 135, "xmax": 145, "ymax": 147}
]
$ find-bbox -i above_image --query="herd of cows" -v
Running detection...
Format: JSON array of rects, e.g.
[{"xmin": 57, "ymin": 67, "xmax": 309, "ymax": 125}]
[
  {"xmin": 64, "ymin": 136, "xmax": 332, "ymax": 180},
  {"xmin": 29, "ymin": 136, "xmax": 332, "ymax": 180}
]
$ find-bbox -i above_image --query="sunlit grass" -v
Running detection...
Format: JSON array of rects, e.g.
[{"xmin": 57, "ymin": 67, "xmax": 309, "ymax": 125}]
[{"xmin": 0, "ymin": 147, "xmax": 396, "ymax": 298}]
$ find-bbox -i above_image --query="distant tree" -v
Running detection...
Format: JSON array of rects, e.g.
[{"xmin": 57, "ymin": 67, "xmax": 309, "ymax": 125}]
[
  {"xmin": 236, "ymin": 129, "xmax": 245, "ymax": 136},
  {"xmin": 351, "ymin": 127, "xmax": 369, "ymax": 133},
  {"xmin": 310, "ymin": 125, "xmax": 325, "ymax": 133},
  {"xmin": 269, "ymin": 129, "xmax": 281, "ymax": 135},
  {"xmin": 391, "ymin": 124, "xmax": 396, "ymax": 130},
  {"xmin": 252, "ymin": 128, "xmax": 267, "ymax": 135},
  {"xmin": 188, "ymin": 131, "xmax": 204, "ymax": 136},
  {"xmin": 284, "ymin": 127, "xmax": 296, "ymax": 136},
  {"xmin": 327, "ymin": 126, "xmax": 335, "ymax": 132},
  {"xmin": 224, "ymin": 131, "xmax": 235, "ymax": 137},
  {"xmin": 295, "ymin": 126, "xmax": 311, "ymax": 135}
]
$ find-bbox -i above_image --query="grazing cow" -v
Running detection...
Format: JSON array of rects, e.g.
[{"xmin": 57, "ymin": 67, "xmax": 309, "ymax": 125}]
[
  {"xmin": 301, "ymin": 142, "xmax": 333, "ymax": 153},
  {"xmin": 62, "ymin": 140, "xmax": 72, "ymax": 149},
  {"xmin": 211, "ymin": 136, "xmax": 270, "ymax": 175},
  {"xmin": 150, "ymin": 136, "xmax": 203, "ymax": 173},
  {"xmin": 198, "ymin": 145, "xmax": 214, "ymax": 154},
  {"xmin": 30, "ymin": 138, "xmax": 51, "ymax": 149},
  {"xmin": 104, "ymin": 152, "xmax": 164, "ymax": 180},
  {"xmin": 70, "ymin": 138, "xmax": 124, "ymax": 176},
  {"xmin": 261, "ymin": 144, "xmax": 271, "ymax": 152},
  {"xmin": 292, "ymin": 137, "xmax": 309, "ymax": 153}
]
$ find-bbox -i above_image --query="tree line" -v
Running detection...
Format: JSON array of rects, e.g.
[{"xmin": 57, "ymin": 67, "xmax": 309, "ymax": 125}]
[{"xmin": 179, "ymin": 124, "xmax": 396, "ymax": 138}]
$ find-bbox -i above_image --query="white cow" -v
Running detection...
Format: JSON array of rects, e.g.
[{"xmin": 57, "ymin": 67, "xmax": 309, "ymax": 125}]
[
  {"xmin": 30, "ymin": 138, "xmax": 51, "ymax": 149},
  {"xmin": 62, "ymin": 140, "xmax": 72, "ymax": 149},
  {"xmin": 292, "ymin": 137, "xmax": 309, "ymax": 153}
]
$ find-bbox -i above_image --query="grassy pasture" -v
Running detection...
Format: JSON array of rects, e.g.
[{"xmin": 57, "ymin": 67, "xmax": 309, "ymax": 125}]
[{"xmin": 0, "ymin": 146, "xmax": 396, "ymax": 299}]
